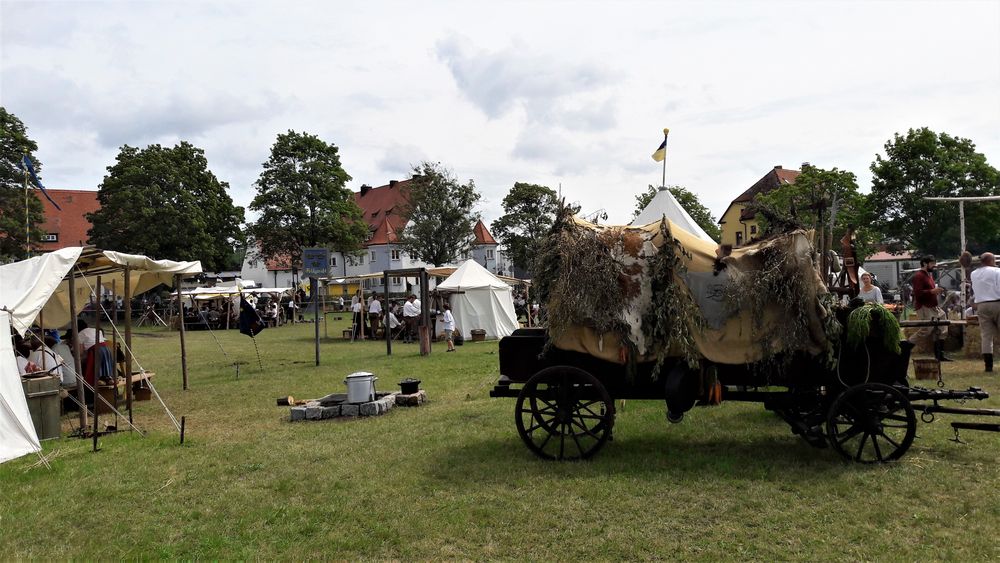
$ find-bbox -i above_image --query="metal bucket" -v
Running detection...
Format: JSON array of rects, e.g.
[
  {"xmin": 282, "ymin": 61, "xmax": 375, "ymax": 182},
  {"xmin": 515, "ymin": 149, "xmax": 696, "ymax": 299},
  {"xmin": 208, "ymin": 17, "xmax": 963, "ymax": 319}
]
[{"xmin": 344, "ymin": 372, "xmax": 377, "ymax": 404}]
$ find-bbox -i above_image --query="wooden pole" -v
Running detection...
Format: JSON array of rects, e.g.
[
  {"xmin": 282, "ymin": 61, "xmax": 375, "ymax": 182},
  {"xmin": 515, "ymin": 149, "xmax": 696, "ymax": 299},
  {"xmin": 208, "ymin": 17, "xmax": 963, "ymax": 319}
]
[
  {"xmin": 110, "ymin": 279, "xmax": 119, "ymax": 431},
  {"xmin": 123, "ymin": 267, "xmax": 134, "ymax": 424},
  {"xmin": 419, "ymin": 269, "xmax": 430, "ymax": 356},
  {"xmin": 176, "ymin": 274, "xmax": 189, "ymax": 390},
  {"xmin": 93, "ymin": 275, "xmax": 102, "ymax": 429},
  {"xmin": 384, "ymin": 271, "xmax": 392, "ymax": 356},
  {"xmin": 312, "ymin": 277, "xmax": 320, "ymax": 366},
  {"xmin": 68, "ymin": 274, "xmax": 87, "ymax": 430}
]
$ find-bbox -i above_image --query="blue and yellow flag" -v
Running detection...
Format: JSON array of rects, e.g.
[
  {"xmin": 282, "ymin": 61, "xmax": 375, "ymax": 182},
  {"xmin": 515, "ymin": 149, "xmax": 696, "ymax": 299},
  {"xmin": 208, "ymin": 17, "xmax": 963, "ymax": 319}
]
[{"xmin": 651, "ymin": 128, "xmax": 670, "ymax": 162}]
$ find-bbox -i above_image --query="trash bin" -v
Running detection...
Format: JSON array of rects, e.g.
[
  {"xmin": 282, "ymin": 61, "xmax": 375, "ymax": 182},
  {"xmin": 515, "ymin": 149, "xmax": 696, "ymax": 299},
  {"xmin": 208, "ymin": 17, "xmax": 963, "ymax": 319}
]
[{"xmin": 21, "ymin": 374, "xmax": 61, "ymax": 440}]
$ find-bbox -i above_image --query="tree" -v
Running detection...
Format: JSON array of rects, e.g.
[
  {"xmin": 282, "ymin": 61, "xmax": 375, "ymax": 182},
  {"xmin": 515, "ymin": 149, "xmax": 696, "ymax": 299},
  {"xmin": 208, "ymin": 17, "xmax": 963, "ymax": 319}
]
[
  {"xmin": 397, "ymin": 161, "xmax": 481, "ymax": 266},
  {"xmin": 632, "ymin": 184, "xmax": 722, "ymax": 241},
  {"xmin": 491, "ymin": 183, "xmax": 561, "ymax": 275},
  {"xmin": 0, "ymin": 107, "xmax": 45, "ymax": 261},
  {"xmin": 869, "ymin": 127, "xmax": 1000, "ymax": 258},
  {"xmin": 247, "ymin": 131, "xmax": 368, "ymax": 266},
  {"xmin": 753, "ymin": 164, "xmax": 872, "ymax": 256},
  {"xmin": 88, "ymin": 142, "xmax": 245, "ymax": 271}
]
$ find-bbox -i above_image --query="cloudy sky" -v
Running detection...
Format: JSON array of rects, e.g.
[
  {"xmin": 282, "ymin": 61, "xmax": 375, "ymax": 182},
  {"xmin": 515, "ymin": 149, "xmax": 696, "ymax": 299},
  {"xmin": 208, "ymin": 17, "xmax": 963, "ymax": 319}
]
[{"xmin": 3, "ymin": 0, "xmax": 999, "ymax": 226}]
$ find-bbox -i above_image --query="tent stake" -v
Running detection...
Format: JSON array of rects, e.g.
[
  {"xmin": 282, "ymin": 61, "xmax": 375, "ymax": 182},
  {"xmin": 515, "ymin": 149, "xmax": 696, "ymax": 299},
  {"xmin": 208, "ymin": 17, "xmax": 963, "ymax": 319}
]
[{"xmin": 179, "ymin": 415, "xmax": 186, "ymax": 444}]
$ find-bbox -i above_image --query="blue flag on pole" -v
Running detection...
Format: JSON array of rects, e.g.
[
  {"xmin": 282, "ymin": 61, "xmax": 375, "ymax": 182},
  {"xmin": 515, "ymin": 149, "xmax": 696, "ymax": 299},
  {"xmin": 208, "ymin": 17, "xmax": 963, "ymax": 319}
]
[{"xmin": 19, "ymin": 155, "xmax": 61, "ymax": 211}]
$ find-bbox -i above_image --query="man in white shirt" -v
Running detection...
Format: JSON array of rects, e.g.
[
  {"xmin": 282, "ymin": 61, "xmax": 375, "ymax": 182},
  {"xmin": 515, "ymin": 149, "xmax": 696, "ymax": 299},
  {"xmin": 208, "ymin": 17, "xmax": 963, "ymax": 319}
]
[
  {"xmin": 971, "ymin": 252, "xmax": 1000, "ymax": 372},
  {"xmin": 368, "ymin": 295, "xmax": 383, "ymax": 339},
  {"xmin": 402, "ymin": 295, "xmax": 420, "ymax": 343},
  {"xmin": 76, "ymin": 320, "xmax": 105, "ymax": 353}
]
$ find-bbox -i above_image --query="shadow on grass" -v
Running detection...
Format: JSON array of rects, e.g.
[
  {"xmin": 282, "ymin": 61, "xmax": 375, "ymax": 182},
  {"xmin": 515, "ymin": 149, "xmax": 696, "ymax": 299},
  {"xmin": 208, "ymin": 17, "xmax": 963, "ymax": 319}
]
[{"xmin": 428, "ymin": 430, "xmax": 857, "ymax": 486}]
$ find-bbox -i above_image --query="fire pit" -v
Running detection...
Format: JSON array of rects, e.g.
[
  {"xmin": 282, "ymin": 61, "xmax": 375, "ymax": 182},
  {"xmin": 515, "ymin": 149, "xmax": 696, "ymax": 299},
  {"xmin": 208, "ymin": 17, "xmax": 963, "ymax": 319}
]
[{"xmin": 285, "ymin": 373, "xmax": 428, "ymax": 421}]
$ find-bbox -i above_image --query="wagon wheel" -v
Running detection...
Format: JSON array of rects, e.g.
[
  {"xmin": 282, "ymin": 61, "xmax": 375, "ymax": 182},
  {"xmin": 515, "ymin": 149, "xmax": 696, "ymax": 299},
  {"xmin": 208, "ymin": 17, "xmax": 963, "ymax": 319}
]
[
  {"xmin": 514, "ymin": 366, "xmax": 614, "ymax": 460},
  {"xmin": 826, "ymin": 382, "xmax": 916, "ymax": 463}
]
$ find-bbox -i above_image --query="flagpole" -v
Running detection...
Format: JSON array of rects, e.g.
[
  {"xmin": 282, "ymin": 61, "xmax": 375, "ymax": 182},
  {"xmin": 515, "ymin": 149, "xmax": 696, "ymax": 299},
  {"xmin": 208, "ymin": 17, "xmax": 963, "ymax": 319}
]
[
  {"xmin": 24, "ymin": 162, "xmax": 30, "ymax": 257},
  {"xmin": 661, "ymin": 128, "xmax": 669, "ymax": 188}
]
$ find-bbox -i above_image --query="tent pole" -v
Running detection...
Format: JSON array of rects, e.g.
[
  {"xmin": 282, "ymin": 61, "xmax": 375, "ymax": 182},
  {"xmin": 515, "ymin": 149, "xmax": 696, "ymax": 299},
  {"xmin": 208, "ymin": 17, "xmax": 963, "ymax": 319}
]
[
  {"xmin": 93, "ymin": 275, "xmax": 102, "ymax": 431},
  {"xmin": 68, "ymin": 274, "xmax": 87, "ymax": 431},
  {"xmin": 312, "ymin": 277, "xmax": 320, "ymax": 366},
  {"xmin": 176, "ymin": 274, "xmax": 189, "ymax": 390},
  {"xmin": 123, "ymin": 266, "xmax": 133, "ymax": 424},
  {"xmin": 110, "ymin": 279, "xmax": 119, "ymax": 431}
]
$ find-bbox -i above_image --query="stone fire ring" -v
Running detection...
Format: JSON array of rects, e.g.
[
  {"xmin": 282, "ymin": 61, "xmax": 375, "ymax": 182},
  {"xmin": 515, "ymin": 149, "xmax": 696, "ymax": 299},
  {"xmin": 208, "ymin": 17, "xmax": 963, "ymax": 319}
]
[{"xmin": 289, "ymin": 390, "xmax": 427, "ymax": 422}]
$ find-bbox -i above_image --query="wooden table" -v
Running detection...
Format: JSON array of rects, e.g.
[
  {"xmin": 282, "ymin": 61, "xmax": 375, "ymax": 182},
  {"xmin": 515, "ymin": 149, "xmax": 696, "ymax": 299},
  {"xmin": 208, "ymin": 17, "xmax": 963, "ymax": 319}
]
[{"xmin": 95, "ymin": 371, "xmax": 156, "ymax": 414}]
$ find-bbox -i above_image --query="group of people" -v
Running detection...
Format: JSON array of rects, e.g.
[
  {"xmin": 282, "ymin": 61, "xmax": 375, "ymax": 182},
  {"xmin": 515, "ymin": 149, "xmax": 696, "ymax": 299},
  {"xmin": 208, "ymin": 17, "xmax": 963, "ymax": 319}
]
[
  {"xmin": 346, "ymin": 291, "xmax": 456, "ymax": 351},
  {"xmin": 11, "ymin": 319, "xmax": 112, "ymax": 389},
  {"xmin": 900, "ymin": 253, "xmax": 1000, "ymax": 372}
]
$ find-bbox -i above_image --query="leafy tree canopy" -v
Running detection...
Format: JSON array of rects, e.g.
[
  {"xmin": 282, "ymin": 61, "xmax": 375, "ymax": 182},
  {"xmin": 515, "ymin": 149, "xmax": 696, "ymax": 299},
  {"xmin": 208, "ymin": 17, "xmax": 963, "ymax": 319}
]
[
  {"xmin": 869, "ymin": 127, "xmax": 1000, "ymax": 258},
  {"xmin": 248, "ymin": 130, "xmax": 368, "ymax": 266},
  {"xmin": 397, "ymin": 161, "xmax": 481, "ymax": 267},
  {"xmin": 491, "ymin": 182, "xmax": 561, "ymax": 276},
  {"xmin": 752, "ymin": 164, "xmax": 872, "ymax": 256},
  {"xmin": 87, "ymin": 142, "xmax": 245, "ymax": 271},
  {"xmin": 0, "ymin": 107, "xmax": 45, "ymax": 261},
  {"xmin": 632, "ymin": 184, "xmax": 721, "ymax": 241}
]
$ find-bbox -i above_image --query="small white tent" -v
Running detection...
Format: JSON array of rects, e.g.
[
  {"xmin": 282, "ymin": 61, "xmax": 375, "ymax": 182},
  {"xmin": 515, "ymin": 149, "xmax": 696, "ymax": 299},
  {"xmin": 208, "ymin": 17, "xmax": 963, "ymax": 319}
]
[
  {"xmin": 436, "ymin": 260, "xmax": 519, "ymax": 340},
  {"xmin": 630, "ymin": 186, "xmax": 716, "ymax": 243}
]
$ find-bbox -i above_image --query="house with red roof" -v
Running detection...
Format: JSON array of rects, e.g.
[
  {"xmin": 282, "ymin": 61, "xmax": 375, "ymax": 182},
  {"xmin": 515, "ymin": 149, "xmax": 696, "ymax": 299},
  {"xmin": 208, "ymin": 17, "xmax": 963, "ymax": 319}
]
[
  {"xmin": 31, "ymin": 189, "xmax": 100, "ymax": 251},
  {"xmin": 240, "ymin": 176, "xmax": 503, "ymax": 294},
  {"xmin": 718, "ymin": 165, "xmax": 801, "ymax": 247}
]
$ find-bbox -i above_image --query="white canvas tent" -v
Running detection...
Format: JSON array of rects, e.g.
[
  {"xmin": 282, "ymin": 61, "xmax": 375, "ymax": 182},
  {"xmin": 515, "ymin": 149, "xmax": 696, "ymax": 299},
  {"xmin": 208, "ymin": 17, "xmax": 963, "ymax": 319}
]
[
  {"xmin": 630, "ymin": 186, "xmax": 716, "ymax": 243},
  {"xmin": 0, "ymin": 247, "xmax": 202, "ymax": 464},
  {"xmin": 1, "ymin": 247, "xmax": 202, "ymax": 336},
  {"xmin": 436, "ymin": 260, "xmax": 519, "ymax": 340},
  {"xmin": 0, "ymin": 311, "xmax": 42, "ymax": 464}
]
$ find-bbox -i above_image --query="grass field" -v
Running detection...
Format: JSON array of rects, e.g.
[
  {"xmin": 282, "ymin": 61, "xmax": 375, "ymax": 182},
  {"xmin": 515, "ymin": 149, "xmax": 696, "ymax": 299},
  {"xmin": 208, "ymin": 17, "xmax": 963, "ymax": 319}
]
[{"xmin": 2, "ymin": 318, "xmax": 999, "ymax": 560}]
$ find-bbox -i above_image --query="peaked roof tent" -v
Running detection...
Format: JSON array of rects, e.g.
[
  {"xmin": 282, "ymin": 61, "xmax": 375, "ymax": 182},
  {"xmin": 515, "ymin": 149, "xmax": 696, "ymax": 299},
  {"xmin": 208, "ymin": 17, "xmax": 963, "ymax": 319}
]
[{"xmin": 630, "ymin": 186, "xmax": 716, "ymax": 243}]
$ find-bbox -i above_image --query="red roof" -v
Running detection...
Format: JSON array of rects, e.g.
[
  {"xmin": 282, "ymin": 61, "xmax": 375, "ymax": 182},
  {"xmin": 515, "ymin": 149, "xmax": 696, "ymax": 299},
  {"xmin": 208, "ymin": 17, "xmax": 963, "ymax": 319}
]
[
  {"xmin": 866, "ymin": 251, "xmax": 913, "ymax": 262},
  {"xmin": 735, "ymin": 166, "xmax": 801, "ymax": 221},
  {"xmin": 266, "ymin": 255, "xmax": 294, "ymax": 271},
  {"xmin": 35, "ymin": 189, "xmax": 100, "ymax": 251},
  {"xmin": 473, "ymin": 219, "xmax": 497, "ymax": 245},
  {"xmin": 354, "ymin": 179, "xmax": 412, "ymax": 243},
  {"xmin": 367, "ymin": 216, "xmax": 400, "ymax": 245}
]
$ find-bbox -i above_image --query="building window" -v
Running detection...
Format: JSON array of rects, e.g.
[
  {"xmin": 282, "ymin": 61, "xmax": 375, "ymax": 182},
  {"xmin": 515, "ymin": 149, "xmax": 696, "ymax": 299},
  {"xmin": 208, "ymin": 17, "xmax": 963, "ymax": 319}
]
[
  {"xmin": 736, "ymin": 232, "xmax": 744, "ymax": 246},
  {"xmin": 359, "ymin": 254, "xmax": 364, "ymax": 265},
  {"xmin": 750, "ymin": 225, "xmax": 757, "ymax": 235},
  {"xmin": 391, "ymin": 249, "xmax": 400, "ymax": 261},
  {"xmin": 391, "ymin": 276, "xmax": 401, "ymax": 286},
  {"xmin": 370, "ymin": 250, "xmax": 377, "ymax": 262},
  {"xmin": 486, "ymin": 249, "xmax": 495, "ymax": 260},
  {"xmin": 41, "ymin": 233, "xmax": 58, "ymax": 242},
  {"xmin": 331, "ymin": 256, "xmax": 337, "ymax": 267}
]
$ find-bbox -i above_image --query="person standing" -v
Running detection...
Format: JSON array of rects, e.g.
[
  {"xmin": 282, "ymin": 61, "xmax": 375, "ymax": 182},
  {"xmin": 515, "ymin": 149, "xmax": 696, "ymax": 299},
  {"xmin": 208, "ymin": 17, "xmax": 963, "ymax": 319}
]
[
  {"xmin": 402, "ymin": 294, "xmax": 420, "ymax": 343},
  {"xmin": 858, "ymin": 273, "xmax": 884, "ymax": 305},
  {"xmin": 971, "ymin": 252, "xmax": 1000, "ymax": 372},
  {"xmin": 368, "ymin": 294, "xmax": 383, "ymax": 339},
  {"xmin": 908, "ymin": 255, "xmax": 951, "ymax": 361},
  {"xmin": 441, "ymin": 304, "xmax": 456, "ymax": 352},
  {"xmin": 350, "ymin": 298, "xmax": 366, "ymax": 340}
]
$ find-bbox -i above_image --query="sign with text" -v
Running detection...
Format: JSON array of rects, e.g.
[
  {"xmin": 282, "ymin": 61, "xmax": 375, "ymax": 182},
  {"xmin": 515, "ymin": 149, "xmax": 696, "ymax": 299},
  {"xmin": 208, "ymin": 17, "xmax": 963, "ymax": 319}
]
[{"xmin": 302, "ymin": 247, "xmax": 330, "ymax": 278}]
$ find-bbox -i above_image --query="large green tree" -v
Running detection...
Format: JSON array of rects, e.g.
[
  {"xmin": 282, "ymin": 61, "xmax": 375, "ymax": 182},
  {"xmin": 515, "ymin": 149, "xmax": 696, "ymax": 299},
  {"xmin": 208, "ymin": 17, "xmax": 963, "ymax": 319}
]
[
  {"xmin": 0, "ymin": 107, "xmax": 45, "ymax": 261},
  {"xmin": 869, "ymin": 127, "xmax": 1000, "ymax": 257},
  {"xmin": 247, "ymin": 131, "xmax": 368, "ymax": 266},
  {"xmin": 753, "ymin": 164, "xmax": 872, "ymax": 255},
  {"xmin": 632, "ymin": 184, "xmax": 721, "ymax": 241},
  {"xmin": 397, "ymin": 161, "xmax": 481, "ymax": 266},
  {"xmin": 88, "ymin": 142, "xmax": 245, "ymax": 271},
  {"xmin": 491, "ymin": 182, "xmax": 561, "ymax": 276}
]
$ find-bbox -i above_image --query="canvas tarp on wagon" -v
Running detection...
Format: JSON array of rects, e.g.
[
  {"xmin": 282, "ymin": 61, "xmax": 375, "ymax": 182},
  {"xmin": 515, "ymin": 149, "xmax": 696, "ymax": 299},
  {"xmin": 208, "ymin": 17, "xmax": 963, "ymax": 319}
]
[{"xmin": 546, "ymin": 216, "xmax": 830, "ymax": 366}]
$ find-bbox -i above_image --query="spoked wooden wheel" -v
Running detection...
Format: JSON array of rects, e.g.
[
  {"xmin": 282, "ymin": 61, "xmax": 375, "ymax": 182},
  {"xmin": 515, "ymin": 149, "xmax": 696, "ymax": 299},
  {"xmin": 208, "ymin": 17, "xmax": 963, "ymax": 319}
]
[
  {"xmin": 514, "ymin": 366, "xmax": 614, "ymax": 460},
  {"xmin": 826, "ymin": 383, "xmax": 916, "ymax": 463}
]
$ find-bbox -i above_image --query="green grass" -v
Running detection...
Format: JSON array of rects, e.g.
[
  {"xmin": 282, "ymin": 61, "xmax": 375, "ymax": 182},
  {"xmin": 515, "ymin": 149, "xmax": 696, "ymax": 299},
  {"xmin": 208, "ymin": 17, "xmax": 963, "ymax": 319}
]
[{"xmin": 2, "ymin": 318, "xmax": 999, "ymax": 560}]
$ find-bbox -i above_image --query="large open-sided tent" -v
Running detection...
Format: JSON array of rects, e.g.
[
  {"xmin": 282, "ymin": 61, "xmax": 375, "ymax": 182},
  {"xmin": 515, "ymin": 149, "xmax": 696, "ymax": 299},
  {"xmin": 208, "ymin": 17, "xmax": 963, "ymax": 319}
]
[{"xmin": 0, "ymin": 247, "xmax": 201, "ymax": 464}]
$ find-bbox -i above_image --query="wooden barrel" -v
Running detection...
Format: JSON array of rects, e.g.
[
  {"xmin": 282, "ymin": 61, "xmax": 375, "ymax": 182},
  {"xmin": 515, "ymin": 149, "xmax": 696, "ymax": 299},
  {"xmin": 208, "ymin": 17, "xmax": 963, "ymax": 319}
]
[{"xmin": 912, "ymin": 358, "xmax": 940, "ymax": 381}]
